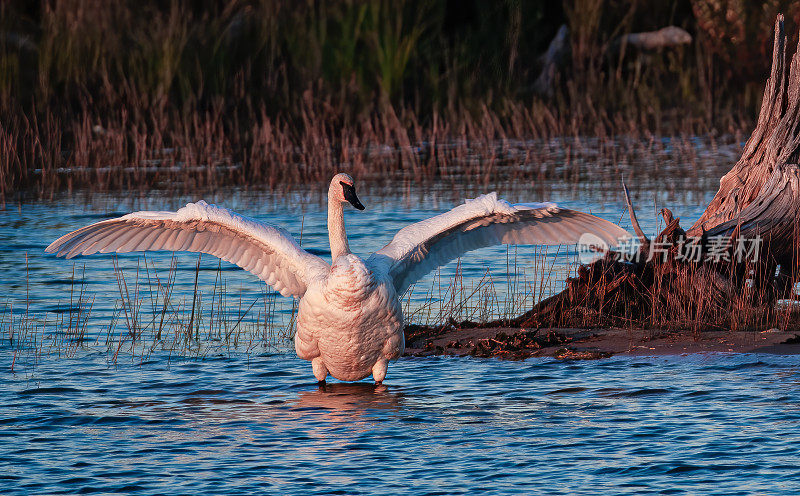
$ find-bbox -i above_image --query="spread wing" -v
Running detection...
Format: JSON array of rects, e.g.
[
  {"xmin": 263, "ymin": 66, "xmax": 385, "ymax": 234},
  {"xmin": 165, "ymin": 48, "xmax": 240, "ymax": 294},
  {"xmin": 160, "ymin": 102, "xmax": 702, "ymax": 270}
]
[
  {"xmin": 367, "ymin": 193, "xmax": 630, "ymax": 295},
  {"xmin": 45, "ymin": 201, "xmax": 329, "ymax": 298}
]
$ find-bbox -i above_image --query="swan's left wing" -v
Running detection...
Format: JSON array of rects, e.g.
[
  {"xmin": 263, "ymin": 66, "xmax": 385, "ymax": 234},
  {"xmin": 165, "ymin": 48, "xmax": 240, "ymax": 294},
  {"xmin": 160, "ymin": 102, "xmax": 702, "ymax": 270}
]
[
  {"xmin": 45, "ymin": 201, "xmax": 329, "ymax": 298},
  {"xmin": 367, "ymin": 193, "xmax": 630, "ymax": 295}
]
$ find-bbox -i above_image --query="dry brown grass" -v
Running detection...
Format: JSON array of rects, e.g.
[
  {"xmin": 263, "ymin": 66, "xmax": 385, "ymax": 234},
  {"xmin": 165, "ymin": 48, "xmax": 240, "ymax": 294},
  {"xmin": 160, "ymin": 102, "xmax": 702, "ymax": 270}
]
[
  {"xmin": 0, "ymin": 0, "xmax": 774, "ymax": 203},
  {"xmin": 0, "ymin": 94, "xmax": 751, "ymax": 207}
]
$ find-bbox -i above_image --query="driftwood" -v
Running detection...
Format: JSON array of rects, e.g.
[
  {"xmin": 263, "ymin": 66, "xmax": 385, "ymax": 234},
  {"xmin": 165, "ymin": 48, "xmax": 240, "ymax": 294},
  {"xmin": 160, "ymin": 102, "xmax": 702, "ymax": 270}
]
[
  {"xmin": 527, "ymin": 15, "xmax": 800, "ymax": 332},
  {"xmin": 533, "ymin": 24, "xmax": 570, "ymax": 98},
  {"xmin": 533, "ymin": 25, "xmax": 692, "ymax": 97},
  {"xmin": 610, "ymin": 26, "xmax": 692, "ymax": 53}
]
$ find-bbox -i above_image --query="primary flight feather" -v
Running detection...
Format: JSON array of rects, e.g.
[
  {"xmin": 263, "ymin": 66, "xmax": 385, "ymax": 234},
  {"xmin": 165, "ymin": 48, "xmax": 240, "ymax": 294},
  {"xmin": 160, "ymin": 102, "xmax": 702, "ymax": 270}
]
[{"xmin": 46, "ymin": 173, "xmax": 630, "ymax": 383}]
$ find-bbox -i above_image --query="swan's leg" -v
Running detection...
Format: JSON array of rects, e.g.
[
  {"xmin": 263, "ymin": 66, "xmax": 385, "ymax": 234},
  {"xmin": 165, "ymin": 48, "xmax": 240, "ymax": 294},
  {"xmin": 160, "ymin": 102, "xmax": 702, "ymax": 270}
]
[
  {"xmin": 372, "ymin": 357, "xmax": 388, "ymax": 385},
  {"xmin": 312, "ymin": 357, "xmax": 328, "ymax": 383}
]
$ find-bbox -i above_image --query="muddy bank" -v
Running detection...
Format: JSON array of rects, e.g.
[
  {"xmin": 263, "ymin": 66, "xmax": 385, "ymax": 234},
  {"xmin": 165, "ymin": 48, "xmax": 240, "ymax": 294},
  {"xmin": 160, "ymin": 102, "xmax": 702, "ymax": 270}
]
[{"xmin": 403, "ymin": 323, "xmax": 800, "ymax": 360}]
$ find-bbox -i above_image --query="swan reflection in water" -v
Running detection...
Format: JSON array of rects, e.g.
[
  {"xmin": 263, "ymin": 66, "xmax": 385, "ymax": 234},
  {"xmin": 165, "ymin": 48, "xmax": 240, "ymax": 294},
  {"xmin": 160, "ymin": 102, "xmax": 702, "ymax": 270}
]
[{"xmin": 290, "ymin": 382, "xmax": 404, "ymax": 418}]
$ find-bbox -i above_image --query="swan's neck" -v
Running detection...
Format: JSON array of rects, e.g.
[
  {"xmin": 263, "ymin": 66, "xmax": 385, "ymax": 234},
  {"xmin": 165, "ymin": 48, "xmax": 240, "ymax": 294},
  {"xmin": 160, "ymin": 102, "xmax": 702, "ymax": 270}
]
[{"xmin": 328, "ymin": 197, "xmax": 351, "ymax": 260}]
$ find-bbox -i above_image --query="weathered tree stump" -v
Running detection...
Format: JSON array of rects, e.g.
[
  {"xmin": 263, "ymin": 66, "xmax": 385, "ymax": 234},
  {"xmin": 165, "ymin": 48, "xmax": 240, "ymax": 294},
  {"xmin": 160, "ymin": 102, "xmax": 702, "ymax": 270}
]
[
  {"xmin": 689, "ymin": 15, "xmax": 800, "ymax": 283},
  {"xmin": 526, "ymin": 15, "xmax": 800, "ymax": 332}
]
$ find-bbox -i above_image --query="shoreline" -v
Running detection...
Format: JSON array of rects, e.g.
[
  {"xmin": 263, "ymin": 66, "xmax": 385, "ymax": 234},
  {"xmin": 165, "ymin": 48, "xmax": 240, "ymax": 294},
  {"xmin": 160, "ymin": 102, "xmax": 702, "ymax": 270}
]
[{"xmin": 403, "ymin": 325, "xmax": 800, "ymax": 360}]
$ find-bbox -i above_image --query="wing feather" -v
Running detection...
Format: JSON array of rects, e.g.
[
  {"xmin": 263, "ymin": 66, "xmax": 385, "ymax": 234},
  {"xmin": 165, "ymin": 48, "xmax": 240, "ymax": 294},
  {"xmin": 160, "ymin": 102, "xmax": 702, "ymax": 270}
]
[
  {"xmin": 61, "ymin": 224, "xmax": 118, "ymax": 258},
  {"xmin": 112, "ymin": 227, "xmax": 145, "ymax": 253},
  {"xmin": 126, "ymin": 228, "xmax": 162, "ymax": 253},
  {"xmin": 189, "ymin": 231, "xmax": 211, "ymax": 252},
  {"xmin": 156, "ymin": 230, "xmax": 182, "ymax": 254},
  {"xmin": 105, "ymin": 227, "xmax": 144, "ymax": 253},
  {"xmin": 367, "ymin": 193, "xmax": 630, "ymax": 294},
  {"xmin": 46, "ymin": 201, "xmax": 330, "ymax": 298},
  {"xmin": 52, "ymin": 227, "xmax": 91, "ymax": 256},
  {"xmin": 149, "ymin": 229, "xmax": 175, "ymax": 252}
]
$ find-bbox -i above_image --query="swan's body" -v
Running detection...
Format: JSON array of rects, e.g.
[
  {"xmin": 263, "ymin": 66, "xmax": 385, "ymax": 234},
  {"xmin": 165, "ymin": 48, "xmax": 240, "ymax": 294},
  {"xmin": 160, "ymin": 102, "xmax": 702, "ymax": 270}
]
[
  {"xmin": 296, "ymin": 254, "xmax": 403, "ymax": 382},
  {"xmin": 46, "ymin": 174, "xmax": 630, "ymax": 383}
]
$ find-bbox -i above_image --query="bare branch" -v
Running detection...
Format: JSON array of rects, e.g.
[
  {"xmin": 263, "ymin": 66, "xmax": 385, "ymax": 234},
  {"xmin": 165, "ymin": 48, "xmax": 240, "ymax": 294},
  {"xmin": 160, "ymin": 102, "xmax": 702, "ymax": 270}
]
[{"xmin": 621, "ymin": 177, "xmax": 649, "ymax": 244}]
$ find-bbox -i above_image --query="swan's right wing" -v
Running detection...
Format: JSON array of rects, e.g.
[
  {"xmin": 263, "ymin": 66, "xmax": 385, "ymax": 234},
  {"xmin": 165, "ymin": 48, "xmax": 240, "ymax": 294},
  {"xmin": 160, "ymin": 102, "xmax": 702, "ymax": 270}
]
[
  {"xmin": 46, "ymin": 201, "xmax": 329, "ymax": 298},
  {"xmin": 368, "ymin": 193, "xmax": 630, "ymax": 295}
]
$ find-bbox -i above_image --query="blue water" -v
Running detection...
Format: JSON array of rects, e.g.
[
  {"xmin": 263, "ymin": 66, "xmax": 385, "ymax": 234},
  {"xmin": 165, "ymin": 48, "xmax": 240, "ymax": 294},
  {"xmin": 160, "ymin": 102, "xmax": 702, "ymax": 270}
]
[
  {"xmin": 4, "ymin": 161, "xmax": 793, "ymax": 495},
  {"xmin": 2, "ymin": 352, "xmax": 800, "ymax": 495}
]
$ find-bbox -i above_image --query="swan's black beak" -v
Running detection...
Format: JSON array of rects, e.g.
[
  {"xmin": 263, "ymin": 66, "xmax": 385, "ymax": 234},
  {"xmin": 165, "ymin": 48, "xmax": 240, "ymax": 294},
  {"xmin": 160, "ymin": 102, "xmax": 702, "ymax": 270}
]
[{"xmin": 340, "ymin": 181, "xmax": 365, "ymax": 210}]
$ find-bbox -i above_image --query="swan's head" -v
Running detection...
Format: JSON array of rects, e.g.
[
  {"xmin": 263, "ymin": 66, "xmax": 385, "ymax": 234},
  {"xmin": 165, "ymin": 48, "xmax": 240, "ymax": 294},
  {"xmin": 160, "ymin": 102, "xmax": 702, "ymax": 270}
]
[{"xmin": 329, "ymin": 173, "xmax": 365, "ymax": 211}]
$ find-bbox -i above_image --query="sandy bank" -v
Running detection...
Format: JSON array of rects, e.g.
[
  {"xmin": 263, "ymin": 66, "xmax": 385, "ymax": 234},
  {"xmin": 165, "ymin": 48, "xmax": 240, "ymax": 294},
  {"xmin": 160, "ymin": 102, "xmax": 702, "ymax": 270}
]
[{"xmin": 403, "ymin": 325, "xmax": 800, "ymax": 360}]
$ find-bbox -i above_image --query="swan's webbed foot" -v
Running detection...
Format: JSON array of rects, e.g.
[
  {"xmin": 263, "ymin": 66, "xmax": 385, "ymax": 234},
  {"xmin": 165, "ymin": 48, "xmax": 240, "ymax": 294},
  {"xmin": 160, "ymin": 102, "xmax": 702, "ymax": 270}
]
[
  {"xmin": 312, "ymin": 357, "xmax": 328, "ymax": 383},
  {"xmin": 372, "ymin": 358, "xmax": 388, "ymax": 384}
]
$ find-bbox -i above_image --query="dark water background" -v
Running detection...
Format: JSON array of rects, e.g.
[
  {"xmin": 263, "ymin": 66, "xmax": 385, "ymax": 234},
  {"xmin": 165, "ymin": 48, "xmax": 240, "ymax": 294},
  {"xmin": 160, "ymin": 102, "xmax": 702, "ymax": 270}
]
[{"xmin": 3, "ymin": 139, "xmax": 798, "ymax": 494}]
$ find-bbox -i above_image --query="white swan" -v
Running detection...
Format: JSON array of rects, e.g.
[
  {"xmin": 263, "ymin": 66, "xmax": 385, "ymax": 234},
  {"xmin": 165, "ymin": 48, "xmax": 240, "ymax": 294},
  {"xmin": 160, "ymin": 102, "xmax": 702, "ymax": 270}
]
[{"xmin": 46, "ymin": 173, "xmax": 630, "ymax": 383}]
